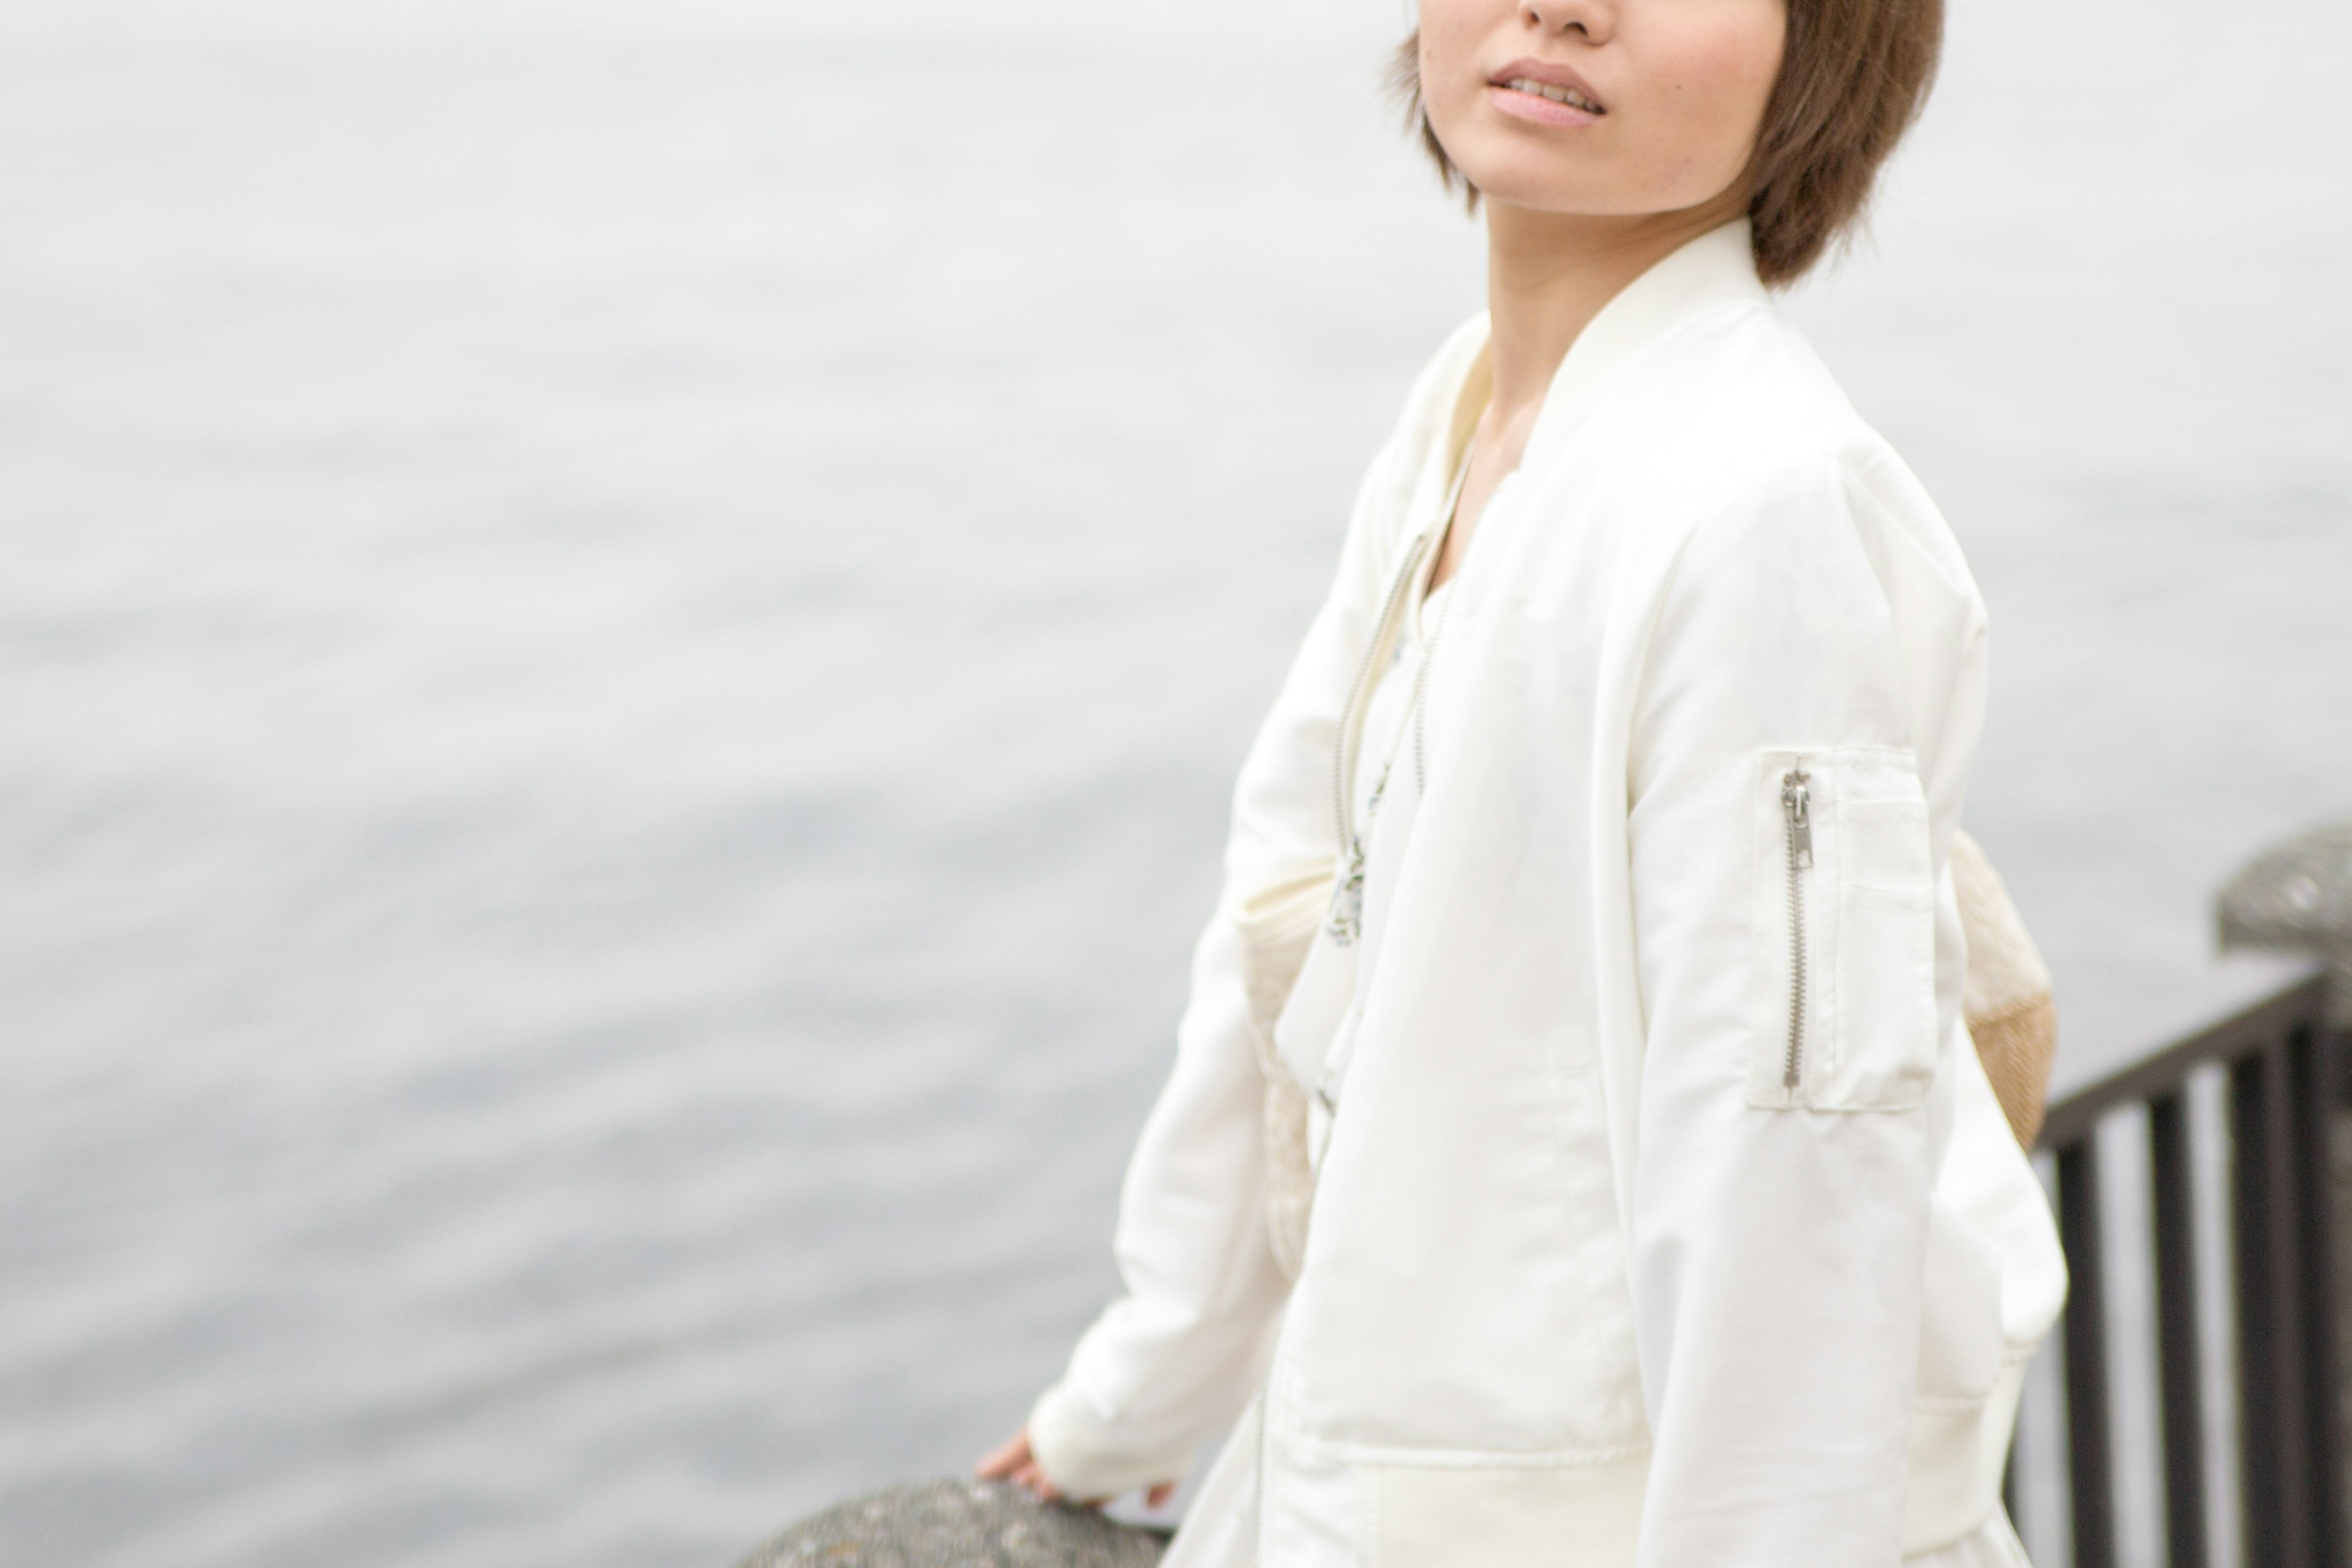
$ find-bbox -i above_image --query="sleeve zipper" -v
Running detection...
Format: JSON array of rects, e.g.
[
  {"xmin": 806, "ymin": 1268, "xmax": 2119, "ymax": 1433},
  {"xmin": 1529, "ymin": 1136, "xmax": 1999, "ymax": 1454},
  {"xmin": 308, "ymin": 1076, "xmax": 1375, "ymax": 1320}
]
[{"xmin": 1780, "ymin": 767, "xmax": 1814, "ymax": 1092}]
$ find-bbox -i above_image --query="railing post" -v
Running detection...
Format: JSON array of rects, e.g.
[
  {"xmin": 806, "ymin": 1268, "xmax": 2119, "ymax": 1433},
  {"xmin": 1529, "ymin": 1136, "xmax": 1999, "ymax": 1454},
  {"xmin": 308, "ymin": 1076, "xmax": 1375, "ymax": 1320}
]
[
  {"xmin": 2059, "ymin": 1134, "xmax": 2116, "ymax": 1568},
  {"xmin": 2291, "ymin": 1023, "xmax": 2348, "ymax": 1568},
  {"xmin": 2235, "ymin": 1042, "xmax": 2315, "ymax": 1568},
  {"xmin": 2150, "ymin": 1089, "xmax": 2208, "ymax": 1568},
  {"xmin": 2218, "ymin": 820, "xmax": 2352, "ymax": 1566}
]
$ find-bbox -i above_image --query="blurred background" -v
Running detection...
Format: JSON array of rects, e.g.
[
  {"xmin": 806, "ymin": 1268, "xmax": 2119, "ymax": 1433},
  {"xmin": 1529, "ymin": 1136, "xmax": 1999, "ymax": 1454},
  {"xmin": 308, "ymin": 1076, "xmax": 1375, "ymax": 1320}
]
[{"xmin": 2, "ymin": 0, "xmax": 2348, "ymax": 1564}]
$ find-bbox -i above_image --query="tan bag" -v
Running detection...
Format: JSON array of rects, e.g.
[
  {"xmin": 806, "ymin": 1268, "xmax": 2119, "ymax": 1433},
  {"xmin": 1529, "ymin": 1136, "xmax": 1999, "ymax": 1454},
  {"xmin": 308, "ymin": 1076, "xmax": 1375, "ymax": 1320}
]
[
  {"xmin": 1949, "ymin": 829, "xmax": 2058, "ymax": 1149},
  {"xmin": 1232, "ymin": 828, "xmax": 2057, "ymax": 1281}
]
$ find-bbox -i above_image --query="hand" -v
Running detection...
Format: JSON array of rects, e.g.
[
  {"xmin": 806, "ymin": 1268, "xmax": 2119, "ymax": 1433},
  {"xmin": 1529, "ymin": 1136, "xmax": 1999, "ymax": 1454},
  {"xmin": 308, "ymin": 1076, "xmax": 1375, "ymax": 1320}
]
[{"xmin": 975, "ymin": 1427, "xmax": 1177, "ymax": 1510}]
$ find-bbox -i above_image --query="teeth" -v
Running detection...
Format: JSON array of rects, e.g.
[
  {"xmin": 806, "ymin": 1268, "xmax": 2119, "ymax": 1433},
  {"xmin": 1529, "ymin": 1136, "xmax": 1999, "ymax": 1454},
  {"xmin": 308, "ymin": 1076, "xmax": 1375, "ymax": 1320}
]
[{"xmin": 1504, "ymin": 77, "xmax": 1601, "ymax": 113}]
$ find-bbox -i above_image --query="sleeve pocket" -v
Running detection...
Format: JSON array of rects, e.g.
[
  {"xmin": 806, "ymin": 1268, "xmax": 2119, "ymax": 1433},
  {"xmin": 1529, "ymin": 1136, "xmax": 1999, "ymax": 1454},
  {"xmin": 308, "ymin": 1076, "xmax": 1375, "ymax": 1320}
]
[
  {"xmin": 1747, "ymin": 751, "xmax": 1939, "ymax": 1112},
  {"xmin": 1827, "ymin": 793, "xmax": 1937, "ymax": 1109},
  {"xmin": 1842, "ymin": 798, "xmax": 1934, "ymax": 893},
  {"xmin": 1830, "ymin": 881, "xmax": 1938, "ymax": 1109}
]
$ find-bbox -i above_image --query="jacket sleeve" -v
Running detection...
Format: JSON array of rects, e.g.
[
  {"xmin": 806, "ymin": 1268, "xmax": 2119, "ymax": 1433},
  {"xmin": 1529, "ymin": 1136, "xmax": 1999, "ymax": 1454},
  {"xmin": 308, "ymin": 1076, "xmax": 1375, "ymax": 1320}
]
[
  {"xmin": 1621, "ymin": 455, "xmax": 1986, "ymax": 1566},
  {"xmin": 1026, "ymin": 440, "xmax": 1404, "ymax": 1500}
]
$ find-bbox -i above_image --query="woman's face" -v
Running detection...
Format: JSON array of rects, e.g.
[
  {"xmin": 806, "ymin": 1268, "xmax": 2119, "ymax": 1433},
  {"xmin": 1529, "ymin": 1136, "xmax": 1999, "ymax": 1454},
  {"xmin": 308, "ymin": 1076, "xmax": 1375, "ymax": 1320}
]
[{"xmin": 1417, "ymin": 0, "xmax": 1787, "ymax": 221}]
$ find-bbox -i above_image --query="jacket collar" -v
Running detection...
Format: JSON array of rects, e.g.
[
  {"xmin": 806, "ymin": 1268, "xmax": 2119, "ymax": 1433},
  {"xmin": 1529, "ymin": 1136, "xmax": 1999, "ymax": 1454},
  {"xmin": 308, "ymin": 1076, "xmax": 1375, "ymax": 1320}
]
[{"xmin": 1442, "ymin": 218, "xmax": 1768, "ymax": 486}]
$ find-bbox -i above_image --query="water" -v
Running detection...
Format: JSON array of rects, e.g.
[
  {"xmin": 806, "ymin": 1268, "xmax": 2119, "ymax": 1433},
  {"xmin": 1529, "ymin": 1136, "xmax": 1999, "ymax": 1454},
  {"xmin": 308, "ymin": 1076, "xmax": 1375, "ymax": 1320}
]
[{"xmin": 1, "ymin": 2, "xmax": 2347, "ymax": 1564}]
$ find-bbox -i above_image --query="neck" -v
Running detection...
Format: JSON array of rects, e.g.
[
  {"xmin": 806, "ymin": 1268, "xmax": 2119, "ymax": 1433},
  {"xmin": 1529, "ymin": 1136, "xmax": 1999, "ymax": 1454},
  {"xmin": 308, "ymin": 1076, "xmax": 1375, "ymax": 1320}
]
[{"xmin": 1481, "ymin": 194, "xmax": 1744, "ymax": 425}]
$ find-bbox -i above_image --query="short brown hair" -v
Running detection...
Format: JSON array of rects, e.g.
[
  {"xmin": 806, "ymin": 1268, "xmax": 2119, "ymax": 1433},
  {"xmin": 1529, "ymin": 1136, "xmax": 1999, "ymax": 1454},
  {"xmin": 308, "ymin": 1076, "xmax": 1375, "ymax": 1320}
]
[{"xmin": 1386, "ymin": 0, "xmax": 1943, "ymax": 287}]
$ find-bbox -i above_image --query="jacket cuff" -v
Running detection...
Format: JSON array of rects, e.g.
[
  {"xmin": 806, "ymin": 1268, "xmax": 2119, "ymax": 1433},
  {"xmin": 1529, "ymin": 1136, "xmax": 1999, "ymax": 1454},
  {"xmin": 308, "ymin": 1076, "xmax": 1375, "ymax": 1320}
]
[{"xmin": 1026, "ymin": 1383, "xmax": 1193, "ymax": 1502}]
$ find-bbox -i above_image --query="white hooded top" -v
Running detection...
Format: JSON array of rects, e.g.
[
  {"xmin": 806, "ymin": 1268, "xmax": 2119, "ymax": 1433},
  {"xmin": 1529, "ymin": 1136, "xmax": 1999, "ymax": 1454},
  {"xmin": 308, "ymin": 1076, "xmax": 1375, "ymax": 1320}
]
[{"xmin": 1025, "ymin": 220, "xmax": 2068, "ymax": 1568}]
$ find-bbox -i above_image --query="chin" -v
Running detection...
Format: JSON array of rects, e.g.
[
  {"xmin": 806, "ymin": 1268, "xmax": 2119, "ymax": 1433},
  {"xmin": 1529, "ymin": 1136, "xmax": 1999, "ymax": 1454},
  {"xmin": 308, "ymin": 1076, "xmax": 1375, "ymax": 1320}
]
[
  {"xmin": 1431, "ymin": 123, "xmax": 1605, "ymax": 212},
  {"xmin": 1464, "ymin": 149, "xmax": 1740, "ymax": 222},
  {"xmin": 1456, "ymin": 159, "xmax": 1621, "ymax": 216}
]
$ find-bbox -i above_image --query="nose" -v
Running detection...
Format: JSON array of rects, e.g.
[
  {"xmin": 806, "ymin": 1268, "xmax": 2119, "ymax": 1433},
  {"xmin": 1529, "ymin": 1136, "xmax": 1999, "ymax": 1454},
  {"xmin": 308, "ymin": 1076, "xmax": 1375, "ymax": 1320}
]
[{"xmin": 1523, "ymin": 0, "xmax": 1612, "ymax": 43}]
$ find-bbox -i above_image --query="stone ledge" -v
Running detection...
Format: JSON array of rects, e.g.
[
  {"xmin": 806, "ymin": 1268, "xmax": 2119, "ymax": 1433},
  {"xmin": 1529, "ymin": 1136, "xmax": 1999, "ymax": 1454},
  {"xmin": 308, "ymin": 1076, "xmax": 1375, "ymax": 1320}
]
[
  {"xmin": 2218, "ymin": 817, "xmax": 2352, "ymax": 1023},
  {"xmin": 737, "ymin": 1479, "xmax": 1171, "ymax": 1568}
]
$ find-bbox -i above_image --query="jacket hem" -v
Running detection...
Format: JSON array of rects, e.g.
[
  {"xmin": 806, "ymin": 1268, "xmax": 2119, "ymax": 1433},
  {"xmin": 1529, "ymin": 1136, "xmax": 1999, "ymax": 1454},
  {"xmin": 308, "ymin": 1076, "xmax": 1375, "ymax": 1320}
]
[
  {"xmin": 1281, "ymin": 1432, "xmax": 1653, "ymax": 1469},
  {"xmin": 1901, "ymin": 1352, "xmax": 2033, "ymax": 1555}
]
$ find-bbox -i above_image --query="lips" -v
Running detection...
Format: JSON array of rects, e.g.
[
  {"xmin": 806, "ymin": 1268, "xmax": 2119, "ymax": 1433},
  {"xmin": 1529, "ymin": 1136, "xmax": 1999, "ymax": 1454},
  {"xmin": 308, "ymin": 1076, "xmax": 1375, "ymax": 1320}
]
[
  {"xmin": 1488, "ymin": 58, "xmax": 1606, "ymax": 115},
  {"xmin": 1498, "ymin": 75, "xmax": 1603, "ymax": 113}
]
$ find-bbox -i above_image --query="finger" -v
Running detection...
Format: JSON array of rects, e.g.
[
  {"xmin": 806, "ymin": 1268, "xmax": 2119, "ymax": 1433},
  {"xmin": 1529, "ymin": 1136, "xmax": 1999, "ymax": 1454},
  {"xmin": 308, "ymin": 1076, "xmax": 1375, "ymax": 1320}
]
[
  {"xmin": 1012, "ymin": 1461, "xmax": 1063, "ymax": 1503},
  {"xmin": 974, "ymin": 1431, "xmax": 1031, "ymax": 1479}
]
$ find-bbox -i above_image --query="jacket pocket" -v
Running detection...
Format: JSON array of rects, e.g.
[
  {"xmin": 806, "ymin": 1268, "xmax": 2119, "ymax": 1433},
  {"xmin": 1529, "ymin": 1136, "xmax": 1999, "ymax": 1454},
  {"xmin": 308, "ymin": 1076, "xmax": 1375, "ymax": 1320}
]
[{"xmin": 1746, "ymin": 747, "xmax": 1938, "ymax": 1112}]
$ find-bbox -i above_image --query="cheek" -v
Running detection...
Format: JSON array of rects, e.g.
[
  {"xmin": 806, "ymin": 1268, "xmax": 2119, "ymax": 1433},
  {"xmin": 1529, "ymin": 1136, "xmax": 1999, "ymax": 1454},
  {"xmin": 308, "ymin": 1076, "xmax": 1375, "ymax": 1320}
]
[
  {"xmin": 1655, "ymin": 9, "xmax": 1785, "ymax": 169},
  {"xmin": 1417, "ymin": 0, "xmax": 1509, "ymax": 137}
]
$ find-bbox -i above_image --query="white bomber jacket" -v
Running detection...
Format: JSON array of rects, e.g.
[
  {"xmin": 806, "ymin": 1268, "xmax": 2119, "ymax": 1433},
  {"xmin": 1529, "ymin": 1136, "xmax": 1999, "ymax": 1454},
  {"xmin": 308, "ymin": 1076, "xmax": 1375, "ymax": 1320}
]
[{"xmin": 1026, "ymin": 222, "xmax": 2068, "ymax": 1567}]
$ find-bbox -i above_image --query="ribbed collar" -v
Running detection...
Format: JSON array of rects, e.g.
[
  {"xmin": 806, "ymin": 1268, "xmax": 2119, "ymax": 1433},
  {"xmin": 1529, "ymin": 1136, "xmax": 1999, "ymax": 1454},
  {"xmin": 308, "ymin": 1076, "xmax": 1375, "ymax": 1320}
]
[{"xmin": 1440, "ymin": 218, "xmax": 1768, "ymax": 482}]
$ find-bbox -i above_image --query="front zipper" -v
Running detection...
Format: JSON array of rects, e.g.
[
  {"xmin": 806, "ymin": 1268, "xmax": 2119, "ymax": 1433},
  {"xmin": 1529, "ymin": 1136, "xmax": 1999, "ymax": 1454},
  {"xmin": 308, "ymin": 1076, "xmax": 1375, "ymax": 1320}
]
[
  {"xmin": 1780, "ymin": 767, "xmax": 1814, "ymax": 1092},
  {"xmin": 1326, "ymin": 530, "xmax": 1433, "ymax": 946},
  {"xmin": 1268, "ymin": 475, "xmax": 1477, "ymax": 1551}
]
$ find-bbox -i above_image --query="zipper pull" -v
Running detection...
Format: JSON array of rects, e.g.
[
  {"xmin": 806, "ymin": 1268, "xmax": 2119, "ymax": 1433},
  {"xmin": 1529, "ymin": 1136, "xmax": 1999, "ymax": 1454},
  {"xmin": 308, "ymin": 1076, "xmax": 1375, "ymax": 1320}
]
[
  {"xmin": 1329, "ymin": 763, "xmax": 1393, "ymax": 946},
  {"xmin": 1329, "ymin": 840, "xmax": 1367, "ymax": 946},
  {"xmin": 1782, "ymin": 769, "xmax": 1813, "ymax": 868}
]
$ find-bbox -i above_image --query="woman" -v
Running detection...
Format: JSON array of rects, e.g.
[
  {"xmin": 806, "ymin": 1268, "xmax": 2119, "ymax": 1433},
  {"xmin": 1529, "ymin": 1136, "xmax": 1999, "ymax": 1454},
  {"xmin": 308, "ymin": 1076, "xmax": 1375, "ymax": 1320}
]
[{"xmin": 979, "ymin": 0, "xmax": 2067, "ymax": 1562}]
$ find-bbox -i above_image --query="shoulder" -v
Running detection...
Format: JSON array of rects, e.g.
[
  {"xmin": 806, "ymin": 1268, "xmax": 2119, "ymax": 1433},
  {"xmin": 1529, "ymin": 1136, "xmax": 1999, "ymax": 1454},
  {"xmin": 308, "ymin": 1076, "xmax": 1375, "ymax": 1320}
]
[
  {"xmin": 1600, "ymin": 300, "xmax": 1865, "ymax": 501},
  {"xmin": 1598, "ymin": 302, "xmax": 1982, "ymax": 619}
]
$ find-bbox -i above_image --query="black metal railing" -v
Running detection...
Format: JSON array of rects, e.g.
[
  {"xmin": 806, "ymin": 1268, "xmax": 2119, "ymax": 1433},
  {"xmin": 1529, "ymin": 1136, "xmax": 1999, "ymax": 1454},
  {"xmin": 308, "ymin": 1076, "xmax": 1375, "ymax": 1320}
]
[{"xmin": 2022, "ymin": 971, "xmax": 2346, "ymax": 1568}]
